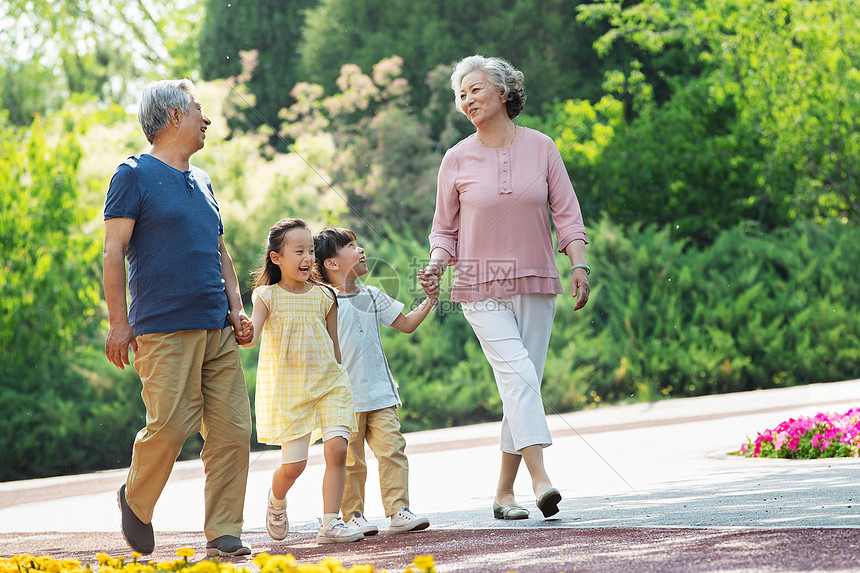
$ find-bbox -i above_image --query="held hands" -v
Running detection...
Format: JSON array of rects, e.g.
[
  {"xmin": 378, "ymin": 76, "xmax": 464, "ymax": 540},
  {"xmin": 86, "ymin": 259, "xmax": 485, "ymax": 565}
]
[
  {"xmin": 571, "ymin": 267, "xmax": 590, "ymax": 311},
  {"xmin": 418, "ymin": 262, "xmax": 444, "ymax": 300},
  {"xmin": 417, "ymin": 271, "xmax": 440, "ymax": 305},
  {"xmin": 105, "ymin": 321, "xmax": 137, "ymax": 370},
  {"xmin": 229, "ymin": 310, "xmax": 254, "ymax": 345}
]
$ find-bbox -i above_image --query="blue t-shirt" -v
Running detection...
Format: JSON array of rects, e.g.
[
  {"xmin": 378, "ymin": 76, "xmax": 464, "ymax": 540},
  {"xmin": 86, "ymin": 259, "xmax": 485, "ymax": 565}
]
[{"xmin": 104, "ymin": 154, "xmax": 229, "ymax": 334}]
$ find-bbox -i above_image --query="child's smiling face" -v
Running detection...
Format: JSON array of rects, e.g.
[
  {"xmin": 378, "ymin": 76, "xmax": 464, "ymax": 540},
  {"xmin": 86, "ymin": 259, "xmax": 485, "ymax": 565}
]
[
  {"xmin": 271, "ymin": 227, "xmax": 315, "ymax": 285},
  {"xmin": 335, "ymin": 240, "xmax": 368, "ymax": 280}
]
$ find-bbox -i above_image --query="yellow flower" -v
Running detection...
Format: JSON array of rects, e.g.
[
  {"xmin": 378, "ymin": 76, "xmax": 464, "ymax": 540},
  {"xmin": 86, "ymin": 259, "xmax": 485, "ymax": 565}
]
[
  {"xmin": 214, "ymin": 563, "xmax": 246, "ymax": 573},
  {"xmin": 295, "ymin": 565, "xmax": 328, "ymax": 573},
  {"xmin": 60, "ymin": 559, "xmax": 84, "ymax": 571},
  {"xmin": 95, "ymin": 554, "xmax": 112, "ymax": 566},
  {"xmin": 318, "ymin": 559, "xmax": 342, "ymax": 573},
  {"xmin": 347, "ymin": 565, "xmax": 375, "ymax": 573},
  {"xmin": 411, "ymin": 556, "xmax": 435, "ymax": 573},
  {"xmin": 188, "ymin": 560, "xmax": 218, "ymax": 573},
  {"xmin": 176, "ymin": 549, "xmax": 196, "ymax": 560},
  {"xmin": 260, "ymin": 555, "xmax": 296, "ymax": 573}
]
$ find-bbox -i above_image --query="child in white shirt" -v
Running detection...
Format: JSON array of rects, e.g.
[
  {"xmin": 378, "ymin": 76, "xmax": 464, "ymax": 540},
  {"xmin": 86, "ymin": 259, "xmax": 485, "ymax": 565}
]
[{"xmin": 314, "ymin": 227, "xmax": 437, "ymax": 534}]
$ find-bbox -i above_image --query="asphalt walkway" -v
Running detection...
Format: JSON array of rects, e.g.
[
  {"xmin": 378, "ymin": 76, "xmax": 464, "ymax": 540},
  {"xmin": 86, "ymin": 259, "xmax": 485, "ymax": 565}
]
[{"xmin": 2, "ymin": 379, "xmax": 860, "ymax": 571}]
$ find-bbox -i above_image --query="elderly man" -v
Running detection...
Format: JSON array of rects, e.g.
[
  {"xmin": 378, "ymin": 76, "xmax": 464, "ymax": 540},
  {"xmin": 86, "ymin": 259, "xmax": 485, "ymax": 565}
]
[{"xmin": 103, "ymin": 79, "xmax": 253, "ymax": 556}]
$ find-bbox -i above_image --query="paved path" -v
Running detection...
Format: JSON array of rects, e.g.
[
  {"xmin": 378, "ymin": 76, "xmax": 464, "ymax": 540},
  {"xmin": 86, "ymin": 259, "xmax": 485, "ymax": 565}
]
[{"xmin": 3, "ymin": 379, "xmax": 860, "ymax": 571}]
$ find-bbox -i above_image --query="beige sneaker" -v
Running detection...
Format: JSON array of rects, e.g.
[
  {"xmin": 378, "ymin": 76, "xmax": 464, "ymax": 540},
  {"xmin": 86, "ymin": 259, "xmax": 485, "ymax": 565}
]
[
  {"xmin": 266, "ymin": 489, "xmax": 288, "ymax": 541},
  {"xmin": 389, "ymin": 507, "xmax": 430, "ymax": 533},
  {"xmin": 316, "ymin": 518, "xmax": 364, "ymax": 544},
  {"xmin": 347, "ymin": 511, "xmax": 379, "ymax": 535}
]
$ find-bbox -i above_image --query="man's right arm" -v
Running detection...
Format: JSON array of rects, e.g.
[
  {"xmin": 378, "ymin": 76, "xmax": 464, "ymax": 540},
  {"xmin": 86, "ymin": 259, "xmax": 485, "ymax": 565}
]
[{"xmin": 103, "ymin": 217, "xmax": 136, "ymax": 370}]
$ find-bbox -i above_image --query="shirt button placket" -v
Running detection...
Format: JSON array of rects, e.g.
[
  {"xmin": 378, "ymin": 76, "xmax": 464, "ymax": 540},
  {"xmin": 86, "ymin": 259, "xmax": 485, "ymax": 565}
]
[{"xmin": 500, "ymin": 149, "xmax": 511, "ymax": 194}]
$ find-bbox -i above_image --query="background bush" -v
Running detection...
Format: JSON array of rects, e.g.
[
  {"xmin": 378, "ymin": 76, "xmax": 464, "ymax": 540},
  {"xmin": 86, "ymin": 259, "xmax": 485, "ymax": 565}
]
[{"xmin": 356, "ymin": 218, "xmax": 860, "ymax": 433}]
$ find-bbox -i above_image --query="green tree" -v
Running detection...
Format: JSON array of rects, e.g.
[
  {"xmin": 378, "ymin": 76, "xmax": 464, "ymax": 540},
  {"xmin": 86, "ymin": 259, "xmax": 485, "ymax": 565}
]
[
  {"xmin": 0, "ymin": 112, "xmax": 141, "ymax": 480},
  {"xmin": 199, "ymin": 0, "xmax": 317, "ymax": 138},
  {"xmin": 593, "ymin": 79, "xmax": 770, "ymax": 243},
  {"xmin": 299, "ymin": 0, "xmax": 609, "ymax": 131},
  {"xmin": 702, "ymin": 0, "xmax": 860, "ymax": 223},
  {"xmin": 574, "ymin": 0, "xmax": 860, "ymax": 239},
  {"xmin": 279, "ymin": 57, "xmax": 441, "ymax": 238},
  {"xmin": 0, "ymin": 0, "xmax": 201, "ymax": 124}
]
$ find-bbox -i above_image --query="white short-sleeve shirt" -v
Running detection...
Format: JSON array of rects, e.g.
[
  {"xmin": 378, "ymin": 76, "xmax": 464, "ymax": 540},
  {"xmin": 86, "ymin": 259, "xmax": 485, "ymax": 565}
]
[{"xmin": 337, "ymin": 285, "xmax": 405, "ymax": 412}]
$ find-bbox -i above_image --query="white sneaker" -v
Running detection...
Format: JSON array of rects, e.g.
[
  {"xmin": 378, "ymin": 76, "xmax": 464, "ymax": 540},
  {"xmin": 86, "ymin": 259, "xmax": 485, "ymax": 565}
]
[
  {"xmin": 347, "ymin": 511, "xmax": 379, "ymax": 536},
  {"xmin": 389, "ymin": 507, "xmax": 430, "ymax": 533},
  {"xmin": 266, "ymin": 490, "xmax": 288, "ymax": 541},
  {"xmin": 316, "ymin": 518, "xmax": 364, "ymax": 544}
]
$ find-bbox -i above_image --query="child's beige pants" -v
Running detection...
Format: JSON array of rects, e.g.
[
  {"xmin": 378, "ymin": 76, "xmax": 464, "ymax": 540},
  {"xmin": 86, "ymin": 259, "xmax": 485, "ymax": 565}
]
[{"xmin": 342, "ymin": 406, "xmax": 409, "ymax": 519}]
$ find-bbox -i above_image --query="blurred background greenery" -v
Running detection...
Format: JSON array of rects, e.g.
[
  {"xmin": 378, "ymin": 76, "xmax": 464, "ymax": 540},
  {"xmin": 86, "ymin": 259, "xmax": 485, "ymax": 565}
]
[{"xmin": 1, "ymin": 0, "xmax": 858, "ymax": 481}]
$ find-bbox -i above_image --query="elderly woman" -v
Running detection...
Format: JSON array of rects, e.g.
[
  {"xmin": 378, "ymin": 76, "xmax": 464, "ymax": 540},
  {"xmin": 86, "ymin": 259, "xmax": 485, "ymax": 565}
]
[{"xmin": 420, "ymin": 55, "xmax": 590, "ymax": 520}]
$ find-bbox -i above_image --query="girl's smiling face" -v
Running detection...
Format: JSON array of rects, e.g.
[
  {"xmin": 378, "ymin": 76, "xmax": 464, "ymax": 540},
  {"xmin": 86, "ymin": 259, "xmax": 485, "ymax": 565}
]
[{"xmin": 271, "ymin": 227, "xmax": 315, "ymax": 288}]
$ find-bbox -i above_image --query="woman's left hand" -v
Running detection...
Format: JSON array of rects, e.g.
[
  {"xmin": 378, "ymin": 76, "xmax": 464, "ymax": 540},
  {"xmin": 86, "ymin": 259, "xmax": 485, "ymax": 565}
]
[
  {"xmin": 571, "ymin": 268, "xmax": 590, "ymax": 311},
  {"xmin": 418, "ymin": 264, "xmax": 442, "ymax": 299}
]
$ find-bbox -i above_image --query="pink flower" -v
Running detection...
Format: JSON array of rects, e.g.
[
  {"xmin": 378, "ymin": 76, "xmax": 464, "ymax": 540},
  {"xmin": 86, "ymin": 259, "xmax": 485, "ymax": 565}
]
[{"xmin": 741, "ymin": 408, "xmax": 860, "ymax": 458}]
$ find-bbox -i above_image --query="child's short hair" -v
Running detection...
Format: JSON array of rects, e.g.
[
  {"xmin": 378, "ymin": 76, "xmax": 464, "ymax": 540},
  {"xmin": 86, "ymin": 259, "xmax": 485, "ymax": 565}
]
[{"xmin": 314, "ymin": 227, "xmax": 356, "ymax": 284}]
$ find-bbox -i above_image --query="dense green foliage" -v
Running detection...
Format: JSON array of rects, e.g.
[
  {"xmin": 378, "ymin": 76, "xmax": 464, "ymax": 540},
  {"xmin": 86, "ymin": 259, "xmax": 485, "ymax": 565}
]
[
  {"xmin": 574, "ymin": 0, "xmax": 860, "ymax": 243},
  {"xmin": 199, "ymin": 0, "xmax": 316, "ymax": 136},
  {"xmin": 278, "ymin": 57, "xmax": 442, "ymax": 238},
  {"xmin": 298, "ymin": 0, "xmax": 609, "ymax": 119},
  {"xmin": 368, "ymin": 219, "xmax": 860, "ymax": 431},
  {"xmin": 0, "ymin": 114, "xmax": 143, "ymax": 480},
  {"xmin": 1, "ymin": 0, "xmax": 859, "ymax": 480},
  {"xmin": 0, "ymin": 0, "xmax": 201, "ymax": 124}
]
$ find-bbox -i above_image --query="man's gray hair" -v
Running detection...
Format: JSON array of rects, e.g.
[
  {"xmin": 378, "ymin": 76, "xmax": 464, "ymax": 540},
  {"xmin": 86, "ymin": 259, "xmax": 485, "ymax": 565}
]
[
  {"xmin": 137, "ymin": 79, "xmax": 195, "ymax": 144},
  {"xmin": 450, "ymin": 55, "xmax": 527, "ymax": 120}
]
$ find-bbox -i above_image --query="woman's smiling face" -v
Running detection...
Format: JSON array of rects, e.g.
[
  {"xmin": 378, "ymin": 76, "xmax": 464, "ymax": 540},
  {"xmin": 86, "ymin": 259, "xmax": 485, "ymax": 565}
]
[{"xmin": 459, "ymin": 70, "xmax": 507, "ymax": 126}]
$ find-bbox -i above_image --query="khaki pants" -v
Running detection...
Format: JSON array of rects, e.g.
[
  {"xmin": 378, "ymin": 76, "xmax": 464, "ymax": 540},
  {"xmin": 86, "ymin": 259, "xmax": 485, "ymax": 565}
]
[
  {"xmin": 341, "ymin": 406, "xmax": 409, "ymax": 518},
  {"xmin": 127, "ymin": 327, "xmax": 252, "ymax": 541}
]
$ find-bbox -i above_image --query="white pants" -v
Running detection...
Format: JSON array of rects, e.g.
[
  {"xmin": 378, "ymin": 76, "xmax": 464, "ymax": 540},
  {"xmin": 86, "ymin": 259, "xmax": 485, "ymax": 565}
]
[{"xmin": 462, "ymin": 294, "xmax": 556, "ymax": 455}]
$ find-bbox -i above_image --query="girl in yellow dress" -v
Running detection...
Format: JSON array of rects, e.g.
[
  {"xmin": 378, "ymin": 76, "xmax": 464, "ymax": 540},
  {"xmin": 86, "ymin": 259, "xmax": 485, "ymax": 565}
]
[{"xmin": 243, "ymin": 218, "xmax": 363, "ymax": 545}]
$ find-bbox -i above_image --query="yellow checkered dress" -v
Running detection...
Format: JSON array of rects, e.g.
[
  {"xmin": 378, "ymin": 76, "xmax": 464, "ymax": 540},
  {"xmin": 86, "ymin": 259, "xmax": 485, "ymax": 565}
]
[{"xmin": 253, "ymin": 283, "xmax": 354, "ymax": 445}]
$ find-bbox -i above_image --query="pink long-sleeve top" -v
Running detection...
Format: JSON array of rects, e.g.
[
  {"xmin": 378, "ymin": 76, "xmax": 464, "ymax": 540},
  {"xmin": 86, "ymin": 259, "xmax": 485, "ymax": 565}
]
[{"xmin": 429, "ymin": 127, "xmax": 588, "ymax": 303}]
